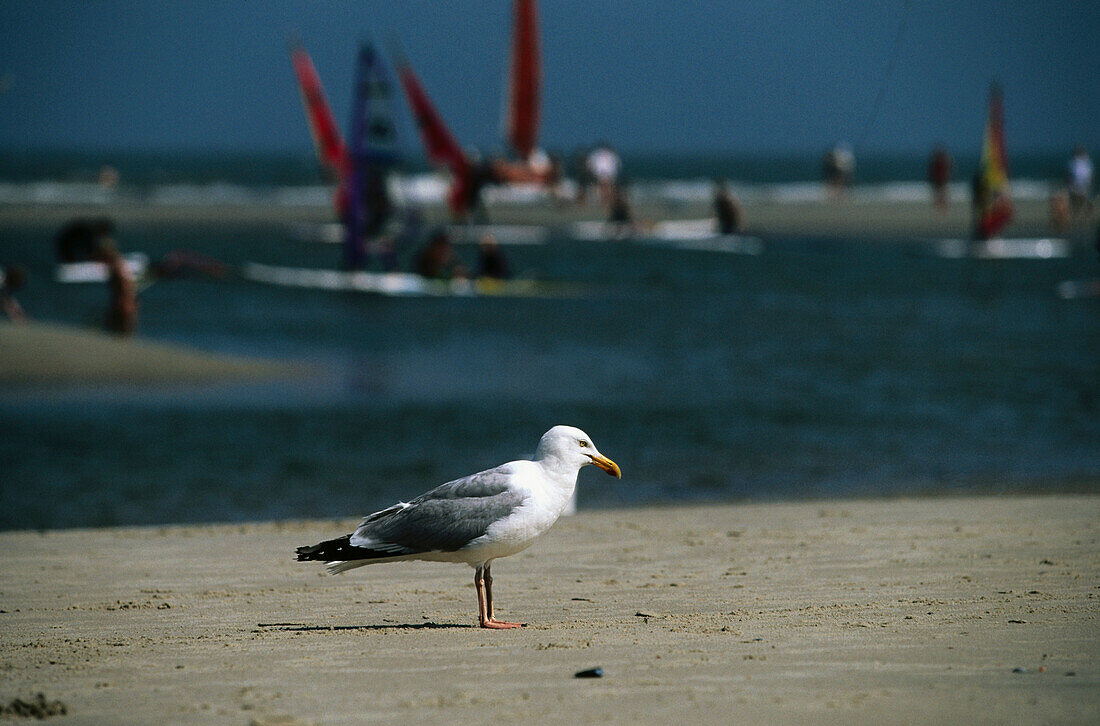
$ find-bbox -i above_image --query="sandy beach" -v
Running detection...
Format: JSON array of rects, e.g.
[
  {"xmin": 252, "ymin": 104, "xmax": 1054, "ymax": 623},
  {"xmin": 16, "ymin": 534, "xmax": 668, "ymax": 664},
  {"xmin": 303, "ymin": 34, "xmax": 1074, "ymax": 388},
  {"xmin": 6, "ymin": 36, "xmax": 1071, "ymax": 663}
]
[
  {"xmin": 1, "ymin": 495, "xmax": 1096, "ymax": 724},
  {"xmin": 0, "ymin": 322, "xmax": 308, "ymax": 387}
]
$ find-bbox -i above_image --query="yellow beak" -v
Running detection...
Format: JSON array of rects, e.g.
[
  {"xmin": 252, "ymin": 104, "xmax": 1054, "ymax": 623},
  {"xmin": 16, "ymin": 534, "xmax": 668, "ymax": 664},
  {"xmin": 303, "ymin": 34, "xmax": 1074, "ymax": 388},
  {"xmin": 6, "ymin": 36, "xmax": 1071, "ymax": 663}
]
[{"xmin": 588, "ymin": 453, "xmax": 622, "ymax": 479}]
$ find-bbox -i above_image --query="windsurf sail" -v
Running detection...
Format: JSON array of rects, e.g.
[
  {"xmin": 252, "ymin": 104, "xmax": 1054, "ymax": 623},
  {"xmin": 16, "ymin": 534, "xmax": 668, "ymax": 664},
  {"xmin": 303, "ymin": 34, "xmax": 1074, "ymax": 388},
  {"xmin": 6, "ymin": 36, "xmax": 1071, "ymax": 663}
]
[
  {"xmin": 289, "ymin": 44, "xmax": 347, "ymax": 182},
  {"xmin": 395, "ymin": 54, "xmax": 471, "ymax": 214},
  {"xmin": 504, "ymin": 0, "xmax": 541, "ymax": 160},
  {"xmin": 974, "ymin": 84, "xmax": 1013, "ymax": 240},
  {"xmin": 343, "ymin": 42, "xmax": 401, "ymax": 269}
]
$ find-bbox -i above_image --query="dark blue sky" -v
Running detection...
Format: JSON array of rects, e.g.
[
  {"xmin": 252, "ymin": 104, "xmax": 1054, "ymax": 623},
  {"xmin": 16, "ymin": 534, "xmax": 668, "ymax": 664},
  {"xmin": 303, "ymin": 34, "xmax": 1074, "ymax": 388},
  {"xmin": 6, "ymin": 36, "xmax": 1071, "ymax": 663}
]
[{"xmin": 1, "ymin": 1, "xmax": 1096, "ymax": 157}]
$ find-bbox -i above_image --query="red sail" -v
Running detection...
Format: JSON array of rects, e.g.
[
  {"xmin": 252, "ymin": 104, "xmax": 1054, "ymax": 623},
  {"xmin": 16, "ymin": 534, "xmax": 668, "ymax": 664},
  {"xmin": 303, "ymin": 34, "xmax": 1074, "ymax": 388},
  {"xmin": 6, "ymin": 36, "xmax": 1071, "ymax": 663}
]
[
  {"xmin": 505, "ymin": 0, "xmax": 541, "ymax": 159},
  {"xmin": 396, "ymin": 59, "xmax": 471, "ymax": 212},
  {"xmin": 290, "ymin": 45, "xmax": 348, "ymax": 180}
]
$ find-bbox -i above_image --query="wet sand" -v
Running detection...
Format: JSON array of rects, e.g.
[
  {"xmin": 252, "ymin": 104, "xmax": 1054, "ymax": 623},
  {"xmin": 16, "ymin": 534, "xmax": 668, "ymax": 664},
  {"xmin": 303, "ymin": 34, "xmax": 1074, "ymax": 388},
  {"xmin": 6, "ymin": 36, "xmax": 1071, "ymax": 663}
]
[
  {"xmin": 0, "ymin": 322, "xmax": 307, "ymax": 386},
  {"xmin": 1, "ymin": 495, "xmax": 1096, "ymax": 724}
]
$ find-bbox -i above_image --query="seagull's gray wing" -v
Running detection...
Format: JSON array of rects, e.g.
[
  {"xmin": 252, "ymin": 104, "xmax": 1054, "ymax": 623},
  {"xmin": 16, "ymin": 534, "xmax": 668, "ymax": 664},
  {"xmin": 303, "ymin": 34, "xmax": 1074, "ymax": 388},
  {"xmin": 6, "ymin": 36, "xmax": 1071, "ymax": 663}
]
[{"xmin": 349, "ymin": 466, "xmax": 527, "ymax": 555}]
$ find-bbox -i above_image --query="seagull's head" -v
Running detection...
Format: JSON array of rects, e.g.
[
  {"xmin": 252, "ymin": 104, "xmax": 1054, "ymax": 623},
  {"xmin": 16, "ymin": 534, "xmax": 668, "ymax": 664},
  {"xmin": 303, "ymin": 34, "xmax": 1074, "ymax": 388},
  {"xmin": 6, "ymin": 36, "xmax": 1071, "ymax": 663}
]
[{"xmin": 536, "ymin": 425, "xmax": 621, "ymax": 479}]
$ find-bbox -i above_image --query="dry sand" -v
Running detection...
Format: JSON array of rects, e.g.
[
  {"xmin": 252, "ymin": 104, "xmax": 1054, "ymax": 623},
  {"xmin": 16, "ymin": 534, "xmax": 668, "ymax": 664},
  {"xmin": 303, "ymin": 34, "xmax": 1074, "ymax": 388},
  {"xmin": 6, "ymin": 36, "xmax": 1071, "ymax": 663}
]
[
  {"xmin": 1, "ymin": 495, "xmax": 1096, "ymax": 724},
  {"xmin": 0, "ymin": 322, "xmax": 308, "ymax": 386}
]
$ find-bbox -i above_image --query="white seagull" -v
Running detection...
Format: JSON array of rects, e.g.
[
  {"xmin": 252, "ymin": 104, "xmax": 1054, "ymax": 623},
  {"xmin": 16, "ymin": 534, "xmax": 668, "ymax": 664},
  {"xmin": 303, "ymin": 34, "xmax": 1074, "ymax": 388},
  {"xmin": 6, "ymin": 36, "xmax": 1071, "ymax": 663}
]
[{"xmin": 296, "ymin": 425, "xmax": 621, "ymax": 629}]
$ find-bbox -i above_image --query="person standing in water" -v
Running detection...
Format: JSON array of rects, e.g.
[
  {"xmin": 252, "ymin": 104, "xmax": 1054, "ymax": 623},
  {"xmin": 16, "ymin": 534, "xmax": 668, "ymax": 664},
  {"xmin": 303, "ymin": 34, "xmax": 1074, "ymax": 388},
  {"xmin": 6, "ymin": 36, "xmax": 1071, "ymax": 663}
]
[
  {"xmin": 928, "ymin": 145, "xmax": 953, "ymax": 210},
  {"xmin": 713, "ymin": 179, "xmax": 744, "ymax": 234},
  {"xmin": 415, "ymin": 229, "xmax": 468, "ymax": 280},
  {"xmin": 96, "ymin": 241, "xmax": 137, "ymax": 336},
  {"xmin": 1, "ymin": 265, "xmax": 27, "ymax": 323},
  {"xmin": 1067, "ymin": 145, "xmax": 1093, "ymax": 223},
  {"xmin": 477, "ymin": 233, "xmax": 510, "ymax": 280},
  {"xmin": 587, "ymin": 142, "xmax": 621, "ymax": 209}
]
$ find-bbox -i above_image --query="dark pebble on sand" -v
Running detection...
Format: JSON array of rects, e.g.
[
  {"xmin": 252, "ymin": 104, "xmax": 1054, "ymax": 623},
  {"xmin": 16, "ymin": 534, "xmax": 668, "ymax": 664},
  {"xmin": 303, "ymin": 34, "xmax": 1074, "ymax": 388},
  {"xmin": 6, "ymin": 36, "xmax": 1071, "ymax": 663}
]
[
  {"xmin": 1012, "ymin": 667, "xmax": 1028, "ymax": 674},
  {"xmin": 2, "ymin": 693, "xmax": 68, "ymax": 718},
  {"xmin": 575, "ymin": 667, "xmax": 604, "ymax": 679}
]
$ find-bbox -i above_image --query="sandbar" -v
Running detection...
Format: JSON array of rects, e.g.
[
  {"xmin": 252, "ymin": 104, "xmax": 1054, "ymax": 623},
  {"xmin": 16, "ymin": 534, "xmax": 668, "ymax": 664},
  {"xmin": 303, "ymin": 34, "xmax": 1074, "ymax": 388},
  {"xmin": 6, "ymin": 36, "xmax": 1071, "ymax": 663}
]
[
  {"xmin": 0, "ymin": 322, "xmax": 307, "ymax": 386},
  {"xmin": 0, "ymin": 195, "xmax": 1068, "ymax": 240}
]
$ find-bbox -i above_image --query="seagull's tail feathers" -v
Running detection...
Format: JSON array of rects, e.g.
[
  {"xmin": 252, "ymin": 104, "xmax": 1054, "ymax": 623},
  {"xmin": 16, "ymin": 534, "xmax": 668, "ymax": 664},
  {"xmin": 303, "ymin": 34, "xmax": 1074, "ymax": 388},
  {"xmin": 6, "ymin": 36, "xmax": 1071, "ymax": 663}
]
[
  {"xmin": 326, "ymin": 560, "xmax": 371, "ymax": 575},
  {"xmin": 295, "ymin": 534, "xmax": 410, "ymax": 574}
]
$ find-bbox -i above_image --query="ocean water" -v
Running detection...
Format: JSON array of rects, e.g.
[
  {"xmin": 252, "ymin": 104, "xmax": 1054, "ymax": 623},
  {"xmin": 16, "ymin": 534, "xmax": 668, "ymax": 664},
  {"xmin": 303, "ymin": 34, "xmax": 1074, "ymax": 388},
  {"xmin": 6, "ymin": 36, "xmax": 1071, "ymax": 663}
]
[{"xmin": 0, "ymin": 153, "xmax": 1097, "ymax": 530}]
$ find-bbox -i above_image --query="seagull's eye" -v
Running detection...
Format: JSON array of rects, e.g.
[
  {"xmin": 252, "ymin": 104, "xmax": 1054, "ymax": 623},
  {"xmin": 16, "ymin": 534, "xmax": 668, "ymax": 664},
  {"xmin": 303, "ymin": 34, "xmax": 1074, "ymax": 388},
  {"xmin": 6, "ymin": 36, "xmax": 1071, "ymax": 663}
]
[{"xmin": 578, "ymin": 440, "xmax": 589, "ymax": 448}]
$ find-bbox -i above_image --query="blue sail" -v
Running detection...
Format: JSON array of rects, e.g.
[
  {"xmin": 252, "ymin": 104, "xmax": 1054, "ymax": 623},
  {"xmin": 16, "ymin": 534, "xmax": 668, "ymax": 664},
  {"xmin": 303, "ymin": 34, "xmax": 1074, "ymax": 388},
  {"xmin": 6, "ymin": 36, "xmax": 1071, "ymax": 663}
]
[{"xmin": 344, "ymin": 42, "xmax": 400, "ymax": 270}]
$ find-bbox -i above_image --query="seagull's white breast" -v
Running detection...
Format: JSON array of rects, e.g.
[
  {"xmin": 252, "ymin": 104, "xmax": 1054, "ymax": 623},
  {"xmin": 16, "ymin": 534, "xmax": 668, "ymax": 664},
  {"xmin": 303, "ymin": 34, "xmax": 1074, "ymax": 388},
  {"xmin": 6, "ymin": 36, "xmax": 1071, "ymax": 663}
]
[{"xmin": 460, "ymin": 459, "xmax": 574, "ymax": 564}]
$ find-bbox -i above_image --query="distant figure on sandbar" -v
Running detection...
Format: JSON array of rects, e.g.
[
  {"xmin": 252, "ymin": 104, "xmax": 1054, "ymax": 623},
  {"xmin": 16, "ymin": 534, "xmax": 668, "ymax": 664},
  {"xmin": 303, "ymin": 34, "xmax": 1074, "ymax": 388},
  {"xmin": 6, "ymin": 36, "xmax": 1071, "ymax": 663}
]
[
  {"xmin": 477, "ymin": 233, "xmax": 510, "ymax": 280},
  {"xmin": 1049, "ymin": 190, "xmax": 1071, "ymax": 235},
  {"xmin": 587, "ymin": 142, "xmax": 621, "ymax": 209},
  {"xmin": 571, "ymin": 146, "xmax": 594, "ymax": 205},
  {"xmin": 95, "ymin": 241, "xmax": 138, "ymax": 336},
  {"xmin": 823, "ymin": 143, "xmax": 854, "ymax": 200},
  {"xmin": 608, "ymin": 181, "xmax": 634, "ymax": 237},
  {"xmin": 713, "ymin": 179, "xmax": 743, "ymax": 234},
  {"xmin": 927, "ymin": 145, "xmax": 953, "ymax": 210},
  {"xmin": 1, "ymin": 264, "xmax": 27, "ymax": 323},
  {"xmin": 415, "ymin": 229, "xmax": 468, "ymax": 280},
  {"xmin": 97, "ymin": 165, "xmax": 120, "ymax": 190},
  {"xmin": 1067, "ymin": 145, "xmax": 1094, "ymax": 223}
]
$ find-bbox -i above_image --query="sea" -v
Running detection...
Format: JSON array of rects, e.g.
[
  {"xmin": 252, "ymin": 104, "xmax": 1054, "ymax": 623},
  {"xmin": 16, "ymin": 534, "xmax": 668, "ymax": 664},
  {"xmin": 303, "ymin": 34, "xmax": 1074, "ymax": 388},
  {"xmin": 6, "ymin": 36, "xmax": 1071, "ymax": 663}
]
[{"xmin": 1, "ymin": 150, "xmax": 1097, "ymax": 531}]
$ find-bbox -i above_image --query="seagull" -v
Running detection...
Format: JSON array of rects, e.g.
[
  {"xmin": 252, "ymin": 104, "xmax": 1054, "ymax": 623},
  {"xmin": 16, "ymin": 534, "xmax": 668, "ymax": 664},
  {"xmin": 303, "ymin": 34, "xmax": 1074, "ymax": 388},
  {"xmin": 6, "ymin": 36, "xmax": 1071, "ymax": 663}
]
[{"xmin": 296, "ymin": 425, "xmax": 621, "ymax": 629}]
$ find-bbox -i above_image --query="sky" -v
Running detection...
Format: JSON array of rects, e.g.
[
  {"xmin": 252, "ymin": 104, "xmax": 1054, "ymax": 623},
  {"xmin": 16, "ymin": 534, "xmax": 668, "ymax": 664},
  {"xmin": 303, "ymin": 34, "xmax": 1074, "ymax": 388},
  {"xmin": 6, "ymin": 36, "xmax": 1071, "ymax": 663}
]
[{"xmin": 0, "ymin": 1, "xmax": 1097, "ymax": 159}]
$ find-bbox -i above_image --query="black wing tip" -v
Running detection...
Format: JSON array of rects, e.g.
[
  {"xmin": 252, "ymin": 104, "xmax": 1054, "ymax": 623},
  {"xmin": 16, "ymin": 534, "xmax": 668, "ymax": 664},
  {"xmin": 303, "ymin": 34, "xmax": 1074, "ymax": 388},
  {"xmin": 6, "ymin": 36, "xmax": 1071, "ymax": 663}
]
[
  {"xmin": 295, "ymin": 534, "xmax": 407, "ymax": 563},
  {"xmin": 295, "ymin": 535, "xmax": 350, "ymax": 562}
]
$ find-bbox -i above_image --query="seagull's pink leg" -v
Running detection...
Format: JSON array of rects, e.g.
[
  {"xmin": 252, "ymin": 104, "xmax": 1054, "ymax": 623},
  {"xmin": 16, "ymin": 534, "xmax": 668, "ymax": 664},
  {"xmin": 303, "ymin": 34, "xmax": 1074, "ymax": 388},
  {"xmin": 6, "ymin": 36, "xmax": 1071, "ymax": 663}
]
[
  {"xmin": 482, "ymin": 562, "xmax": 524, "ymax": 629},
  {"xmin": 474, "ymin": 565, "xmax": 492, "ymax": 627}
]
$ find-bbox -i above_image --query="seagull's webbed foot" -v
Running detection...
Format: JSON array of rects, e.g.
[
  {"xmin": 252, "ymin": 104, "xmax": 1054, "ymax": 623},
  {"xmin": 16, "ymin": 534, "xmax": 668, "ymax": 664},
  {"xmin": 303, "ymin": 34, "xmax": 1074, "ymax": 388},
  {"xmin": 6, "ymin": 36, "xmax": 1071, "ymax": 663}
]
[{"xmin": 480, "ymin": 617, "xmax": 525, "ymax": 630}]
